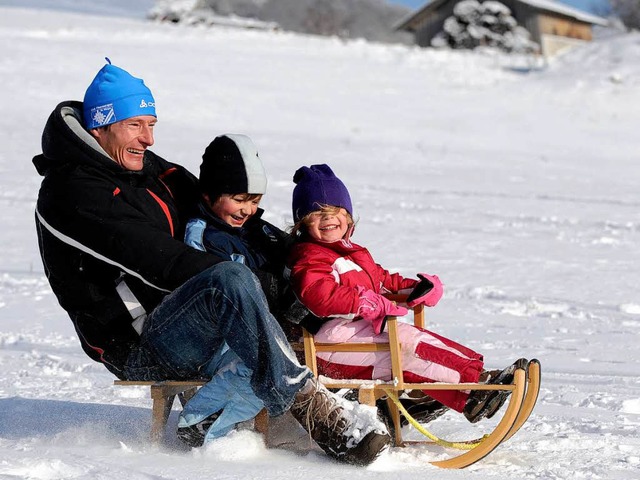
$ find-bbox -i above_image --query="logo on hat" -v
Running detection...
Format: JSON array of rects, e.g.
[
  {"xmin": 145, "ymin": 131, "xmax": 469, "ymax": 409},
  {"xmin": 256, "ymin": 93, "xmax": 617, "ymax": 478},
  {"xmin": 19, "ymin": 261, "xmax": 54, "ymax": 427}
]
[
  {"xmin": 91, "ymin": 104, "xmax": 116, "ymax": 126},
  {"xmin": 139, "ymin": 99, "xmax": 155, "ymax": 108}
]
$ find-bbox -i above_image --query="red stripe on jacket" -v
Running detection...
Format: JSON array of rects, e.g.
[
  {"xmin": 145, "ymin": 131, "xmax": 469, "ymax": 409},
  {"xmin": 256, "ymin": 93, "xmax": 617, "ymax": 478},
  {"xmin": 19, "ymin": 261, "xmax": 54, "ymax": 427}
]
[{"xmin": 146, "ymin": 189, "xmax": 174, "ymax": 237}]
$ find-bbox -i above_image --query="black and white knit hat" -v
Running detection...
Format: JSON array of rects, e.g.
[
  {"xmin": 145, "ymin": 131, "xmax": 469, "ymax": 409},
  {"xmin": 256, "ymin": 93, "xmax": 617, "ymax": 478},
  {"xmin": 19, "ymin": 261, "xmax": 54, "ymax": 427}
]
[{"xmin": 199, "ymin": 134, "xmax": 267, "ymax": 199}]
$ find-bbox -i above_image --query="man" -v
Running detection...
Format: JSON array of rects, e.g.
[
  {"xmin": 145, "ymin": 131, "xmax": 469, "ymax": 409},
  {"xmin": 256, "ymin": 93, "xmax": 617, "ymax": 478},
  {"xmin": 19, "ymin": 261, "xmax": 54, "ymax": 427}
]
[{"xmin": 33, "ymin": 59, "xmax": 390, "ymax": 465}]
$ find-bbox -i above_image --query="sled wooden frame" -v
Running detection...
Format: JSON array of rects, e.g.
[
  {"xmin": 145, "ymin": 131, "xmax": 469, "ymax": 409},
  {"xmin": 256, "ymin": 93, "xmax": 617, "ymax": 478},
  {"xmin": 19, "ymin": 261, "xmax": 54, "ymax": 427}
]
[
  {"xmin": 302, "ymin": 294, "xmax": 539, "ymax": 469},
  {"xmin": 113, "ymin": 379, "xmax": 269, "ymax": 444},
  {"xmin": 112, "ymin": 346, "xmax": 308, "ymax": 444}
]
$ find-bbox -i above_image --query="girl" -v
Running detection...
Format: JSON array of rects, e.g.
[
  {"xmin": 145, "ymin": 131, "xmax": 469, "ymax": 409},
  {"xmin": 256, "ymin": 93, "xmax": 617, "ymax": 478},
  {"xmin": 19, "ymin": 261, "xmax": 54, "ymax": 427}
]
[{"xmin": 288, "ymin": 164, "xmax": 524, "ymax": 423}]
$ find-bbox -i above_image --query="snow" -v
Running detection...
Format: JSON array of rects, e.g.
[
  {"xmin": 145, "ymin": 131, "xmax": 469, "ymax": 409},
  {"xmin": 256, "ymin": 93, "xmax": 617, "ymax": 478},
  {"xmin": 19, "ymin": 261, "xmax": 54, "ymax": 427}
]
[{"xmin": 1, "ymin": 2, "xmax": 639, "ymax": 479}]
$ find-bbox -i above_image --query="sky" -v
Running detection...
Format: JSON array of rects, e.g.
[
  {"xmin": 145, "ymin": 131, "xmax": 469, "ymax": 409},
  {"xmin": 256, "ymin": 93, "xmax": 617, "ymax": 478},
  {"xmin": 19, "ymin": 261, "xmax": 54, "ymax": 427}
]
[{"xmin": 0, "ymin": 2, "xmax": 639, "ymax": 480}]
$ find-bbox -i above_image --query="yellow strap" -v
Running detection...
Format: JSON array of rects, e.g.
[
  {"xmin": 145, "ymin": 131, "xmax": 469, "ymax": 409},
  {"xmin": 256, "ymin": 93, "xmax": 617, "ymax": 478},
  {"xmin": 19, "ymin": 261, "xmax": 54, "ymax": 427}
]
[{"xmin": 383, "ymin": 388, "xmax": 488, "ymax": 450}]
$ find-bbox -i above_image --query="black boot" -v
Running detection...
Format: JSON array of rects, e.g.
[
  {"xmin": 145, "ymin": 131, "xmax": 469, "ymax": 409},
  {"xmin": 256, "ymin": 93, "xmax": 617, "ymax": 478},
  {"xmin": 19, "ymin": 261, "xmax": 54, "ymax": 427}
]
[
  {"xmin": 176, "ymin": 411, "xmax": 221, "ymax": 448},
  {"xmin": 463, "ymin": 358, "xmax": 528, "ymax": 423},
  {"xmin": 377, "ymin": 394, "xmax": 448, "ymax": 445}
]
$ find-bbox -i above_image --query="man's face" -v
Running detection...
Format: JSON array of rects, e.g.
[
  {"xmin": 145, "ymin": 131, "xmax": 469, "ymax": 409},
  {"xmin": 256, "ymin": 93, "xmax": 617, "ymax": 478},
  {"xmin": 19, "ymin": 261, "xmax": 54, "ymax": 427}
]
[{"xmin": 90, "ymin": 115, "xmax": 156, "ymax": 171}]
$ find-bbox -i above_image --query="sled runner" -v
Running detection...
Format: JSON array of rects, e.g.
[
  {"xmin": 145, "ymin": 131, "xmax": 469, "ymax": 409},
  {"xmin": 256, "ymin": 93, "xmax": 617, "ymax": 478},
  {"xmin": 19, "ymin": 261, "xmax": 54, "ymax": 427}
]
[{"xmin": 301, "ymin": 295, "xmax": 541, "ymax": 468}]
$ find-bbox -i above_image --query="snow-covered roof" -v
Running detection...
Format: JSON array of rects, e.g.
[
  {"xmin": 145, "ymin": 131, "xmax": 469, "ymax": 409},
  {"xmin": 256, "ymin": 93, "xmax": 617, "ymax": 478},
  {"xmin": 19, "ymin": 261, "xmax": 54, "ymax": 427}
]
[
  {"xmin": 395, "ymin": 0, "xmax": 609, "ymax": 30},
  {"xmin": 518, "ymin": 0, "xmax": 609, "ymax": 25}
]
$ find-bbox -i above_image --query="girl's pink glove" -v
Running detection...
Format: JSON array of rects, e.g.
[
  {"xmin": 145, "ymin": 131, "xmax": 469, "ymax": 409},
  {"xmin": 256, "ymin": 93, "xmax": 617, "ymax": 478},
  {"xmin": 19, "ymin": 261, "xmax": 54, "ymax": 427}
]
[
  {"xmin": 357, "ymin": 286, "xmax": 408, "ymax": 334},
  {"xmin": 406, "ymin": 273, "xmax": 443, "ymax": 307}
]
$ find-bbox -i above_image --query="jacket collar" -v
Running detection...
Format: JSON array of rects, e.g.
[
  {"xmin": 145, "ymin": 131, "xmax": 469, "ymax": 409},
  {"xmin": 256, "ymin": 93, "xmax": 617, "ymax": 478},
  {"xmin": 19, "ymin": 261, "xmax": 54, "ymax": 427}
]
[
  {"xmin": 33, "ymin": 100, "xmax": 160, "ymax": 178},
  {"xmin": 304, "ymin": 237, "xmax": 363, "ymax": 255}
]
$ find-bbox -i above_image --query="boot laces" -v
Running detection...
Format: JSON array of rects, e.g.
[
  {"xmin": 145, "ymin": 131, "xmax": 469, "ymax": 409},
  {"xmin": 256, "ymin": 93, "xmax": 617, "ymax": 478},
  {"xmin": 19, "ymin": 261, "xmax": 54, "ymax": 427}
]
[{"xmin": 293, "ymin": 381, "xmax": 349, "ymax": 436}]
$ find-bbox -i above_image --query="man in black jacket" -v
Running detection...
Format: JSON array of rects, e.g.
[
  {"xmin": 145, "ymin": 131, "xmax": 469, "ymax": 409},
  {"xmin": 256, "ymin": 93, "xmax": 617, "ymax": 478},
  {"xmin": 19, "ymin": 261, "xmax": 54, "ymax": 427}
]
[{"xmin": 33, "ymin": 59, "xmax": 389, "ymax": 465}]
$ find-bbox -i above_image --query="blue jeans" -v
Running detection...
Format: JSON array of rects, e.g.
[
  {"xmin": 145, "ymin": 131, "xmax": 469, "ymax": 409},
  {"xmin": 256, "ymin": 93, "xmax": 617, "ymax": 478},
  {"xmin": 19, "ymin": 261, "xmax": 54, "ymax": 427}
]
[{"xmin": 123, "ymin": 262, "xmax": 312, "ymax": 417}]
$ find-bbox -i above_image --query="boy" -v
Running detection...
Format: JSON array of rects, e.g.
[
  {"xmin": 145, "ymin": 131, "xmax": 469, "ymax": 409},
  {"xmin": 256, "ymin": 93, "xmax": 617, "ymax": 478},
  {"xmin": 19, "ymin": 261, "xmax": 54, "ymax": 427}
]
[{"xmin": 178, "ymin": 136, "xmax": 332, "ymax": 449}]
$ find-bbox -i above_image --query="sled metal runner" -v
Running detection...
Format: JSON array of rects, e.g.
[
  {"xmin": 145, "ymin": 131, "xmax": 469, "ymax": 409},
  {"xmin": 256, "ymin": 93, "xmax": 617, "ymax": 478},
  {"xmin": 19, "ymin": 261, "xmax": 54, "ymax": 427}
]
[{"xmin": 303, "ymin": 295, "xmax": 541, "ymax": 468}]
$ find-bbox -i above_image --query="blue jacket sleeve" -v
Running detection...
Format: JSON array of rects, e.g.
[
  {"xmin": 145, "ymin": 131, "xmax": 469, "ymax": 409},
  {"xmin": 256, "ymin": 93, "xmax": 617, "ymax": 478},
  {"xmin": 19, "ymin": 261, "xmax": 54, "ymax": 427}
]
[{"xmin": 184, "ymin": 218, "xmax": 207, "ymax": 251}]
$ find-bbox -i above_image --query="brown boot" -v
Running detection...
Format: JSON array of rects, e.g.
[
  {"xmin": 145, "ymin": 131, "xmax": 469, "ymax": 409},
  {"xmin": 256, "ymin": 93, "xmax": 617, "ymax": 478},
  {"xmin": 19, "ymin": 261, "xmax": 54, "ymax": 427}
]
[{"xmin": 289, "ymin": 378, "xmax": 391, "ymax": 465}]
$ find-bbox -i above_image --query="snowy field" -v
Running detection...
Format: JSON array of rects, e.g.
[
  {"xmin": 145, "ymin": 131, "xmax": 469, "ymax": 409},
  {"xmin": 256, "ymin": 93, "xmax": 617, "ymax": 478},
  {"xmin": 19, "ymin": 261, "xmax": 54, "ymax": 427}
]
[{"xmin": 1, "ymin": 3, "xmax": 639, "ymax": 479}]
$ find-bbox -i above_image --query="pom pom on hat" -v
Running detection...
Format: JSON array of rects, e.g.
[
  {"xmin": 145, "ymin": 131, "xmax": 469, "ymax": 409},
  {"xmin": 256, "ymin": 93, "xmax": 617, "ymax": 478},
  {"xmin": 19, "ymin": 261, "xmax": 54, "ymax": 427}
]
[
  {"xmin": 83, "ymin": 58, "xmax": 156, "ymax": 129},
  {"xmin": 199, "ymin": 134, "xmax": 267, "ymax": 199},
  {"xmin": 292, "ymin": 164, "xmax": 352, "ymax": 222}
]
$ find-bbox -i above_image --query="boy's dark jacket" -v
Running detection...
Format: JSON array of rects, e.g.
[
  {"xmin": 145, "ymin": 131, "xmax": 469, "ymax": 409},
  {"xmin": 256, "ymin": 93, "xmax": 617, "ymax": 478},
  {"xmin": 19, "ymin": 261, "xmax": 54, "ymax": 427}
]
[
  {"xmin": 187, "ymin": 203, "xmax": 291, "ymax": 273},
  {"xmin": 185, "ymin": 204, "xmax": 311, "ymax": 333},
  {"xmin": 33, "ymin": 101, "xmax": 222, "ymax": 376}
]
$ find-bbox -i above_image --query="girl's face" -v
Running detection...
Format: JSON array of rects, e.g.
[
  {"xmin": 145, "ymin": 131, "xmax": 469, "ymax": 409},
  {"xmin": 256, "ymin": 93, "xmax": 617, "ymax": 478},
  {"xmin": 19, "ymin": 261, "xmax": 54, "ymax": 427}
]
[
  {"xmin": 208, "ymin": 194, "xmax": 261, "ymax": 228},
  {"xmin": 305, "ymin": 207, "xmax": 350, "ymax": 243}
]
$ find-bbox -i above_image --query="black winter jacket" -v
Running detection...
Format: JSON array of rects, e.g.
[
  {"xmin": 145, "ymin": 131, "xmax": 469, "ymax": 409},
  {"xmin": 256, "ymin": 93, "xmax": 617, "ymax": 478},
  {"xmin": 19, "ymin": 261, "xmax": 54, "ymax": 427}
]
[{"xmin": 33, "ymin": 101, "xmax": 223, "ymax": 376}]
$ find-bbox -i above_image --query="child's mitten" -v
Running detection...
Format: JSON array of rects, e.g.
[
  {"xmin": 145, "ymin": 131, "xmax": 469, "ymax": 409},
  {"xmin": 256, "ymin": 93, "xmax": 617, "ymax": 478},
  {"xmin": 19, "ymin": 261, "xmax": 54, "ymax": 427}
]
[
  {"xmin": 357, "ymin": 286, "xmax": 408, "ymax": 334},
  {"xmin": 406, "ymin": 273, "xmax": 443, "ymax": 307}
]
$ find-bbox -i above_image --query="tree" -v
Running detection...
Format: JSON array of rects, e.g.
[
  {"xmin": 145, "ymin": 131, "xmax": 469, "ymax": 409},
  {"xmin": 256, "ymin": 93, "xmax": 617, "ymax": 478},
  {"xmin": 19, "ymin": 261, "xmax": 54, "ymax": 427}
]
[
  {"xmin": 610, "ymin": 0, "xmax": 640, "ymax": 30},
  {"xmin": 303, "ymin": 0, "xmax": 351, "ymax": 37},
  {"xmin": 149, "ymin": 0, "xmax": 413, "ymax": 44},
  {"xmin": 431, "ymin": 0, "xmax": 539, "ymax": 53}
]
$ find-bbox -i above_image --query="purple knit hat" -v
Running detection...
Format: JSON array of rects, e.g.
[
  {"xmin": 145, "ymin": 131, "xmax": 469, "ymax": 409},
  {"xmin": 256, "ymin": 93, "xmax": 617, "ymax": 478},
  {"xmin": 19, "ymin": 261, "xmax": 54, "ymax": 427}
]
[{"xmin": 292, "ymin": 164, "xmax": 353, "ymax": 222}]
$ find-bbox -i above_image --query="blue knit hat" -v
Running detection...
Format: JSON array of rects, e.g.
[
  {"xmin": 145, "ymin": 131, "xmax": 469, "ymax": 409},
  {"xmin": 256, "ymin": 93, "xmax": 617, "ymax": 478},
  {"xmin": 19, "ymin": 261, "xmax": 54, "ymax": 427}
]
[
  {"xmin": 292, "ymin": 164, "xmax": 353, "ymax": 222},
  {"xmin": 83, "ymin": 58, "xmax": 156, "ymax": 129}
]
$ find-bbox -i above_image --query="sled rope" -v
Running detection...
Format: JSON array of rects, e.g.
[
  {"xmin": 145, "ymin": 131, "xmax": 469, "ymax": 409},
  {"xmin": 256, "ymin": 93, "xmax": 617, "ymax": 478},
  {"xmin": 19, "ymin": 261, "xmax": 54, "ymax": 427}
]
[{"xmin": 383, "ymin": 388, "xmax": 488, "ymax": 450}]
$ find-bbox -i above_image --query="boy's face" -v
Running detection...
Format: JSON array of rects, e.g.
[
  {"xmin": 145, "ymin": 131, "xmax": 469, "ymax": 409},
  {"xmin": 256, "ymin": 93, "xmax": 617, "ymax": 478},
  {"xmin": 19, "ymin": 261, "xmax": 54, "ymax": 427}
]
[
  {"xmin": 207, "ymin": 194, "xmax": 261, "ymax": 228},
  {"xmin": 305, "ymin": 207, "xmax": 350, "ymax": 243}
]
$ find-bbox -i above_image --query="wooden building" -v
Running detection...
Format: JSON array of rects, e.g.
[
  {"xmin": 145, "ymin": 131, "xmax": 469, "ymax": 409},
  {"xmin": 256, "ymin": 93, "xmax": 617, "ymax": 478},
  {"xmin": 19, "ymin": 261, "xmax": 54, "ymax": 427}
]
[{"xmin": 395, "ymin": 0, "xmax": 609, "ymax": 56}]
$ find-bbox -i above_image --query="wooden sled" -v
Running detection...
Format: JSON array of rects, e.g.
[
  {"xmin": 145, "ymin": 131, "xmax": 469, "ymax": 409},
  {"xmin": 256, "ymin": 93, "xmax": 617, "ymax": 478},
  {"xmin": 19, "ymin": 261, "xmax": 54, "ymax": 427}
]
[
  {"xmin": 302, "ymin": 295, "xmax": 541, "ymax": 468},
  {"xmin": 113, "ymin": 379, "xmax": 269, "ymax": 443},
  {"xmin": 112, "ymin": 341, "xmax": 303, "ymax": 444}
]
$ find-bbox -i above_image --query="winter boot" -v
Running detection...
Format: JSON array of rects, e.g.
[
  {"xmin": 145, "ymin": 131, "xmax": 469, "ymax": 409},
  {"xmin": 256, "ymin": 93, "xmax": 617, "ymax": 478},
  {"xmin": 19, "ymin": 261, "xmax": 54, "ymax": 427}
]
[
  {"xmin": 401, "ymin": 394, "xmax": 449, "ymax": 425},
  {"xmin": 289, "ymin": 378, "xmax": 391, "ymax": 465},
  {"xmin": 478, "ymin": 368, "xmax": 502, "ymax": 384},
  {"xmin": 176, "ymin": 411, "xmax": 221, "ymax": 448},
  {"xmin": 379, "ymin": 393, "xmax": 448, "ymax": 427},
  {"xmin": 463, "ymin": 358, "xmax": 528, "ymax": 424}
]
